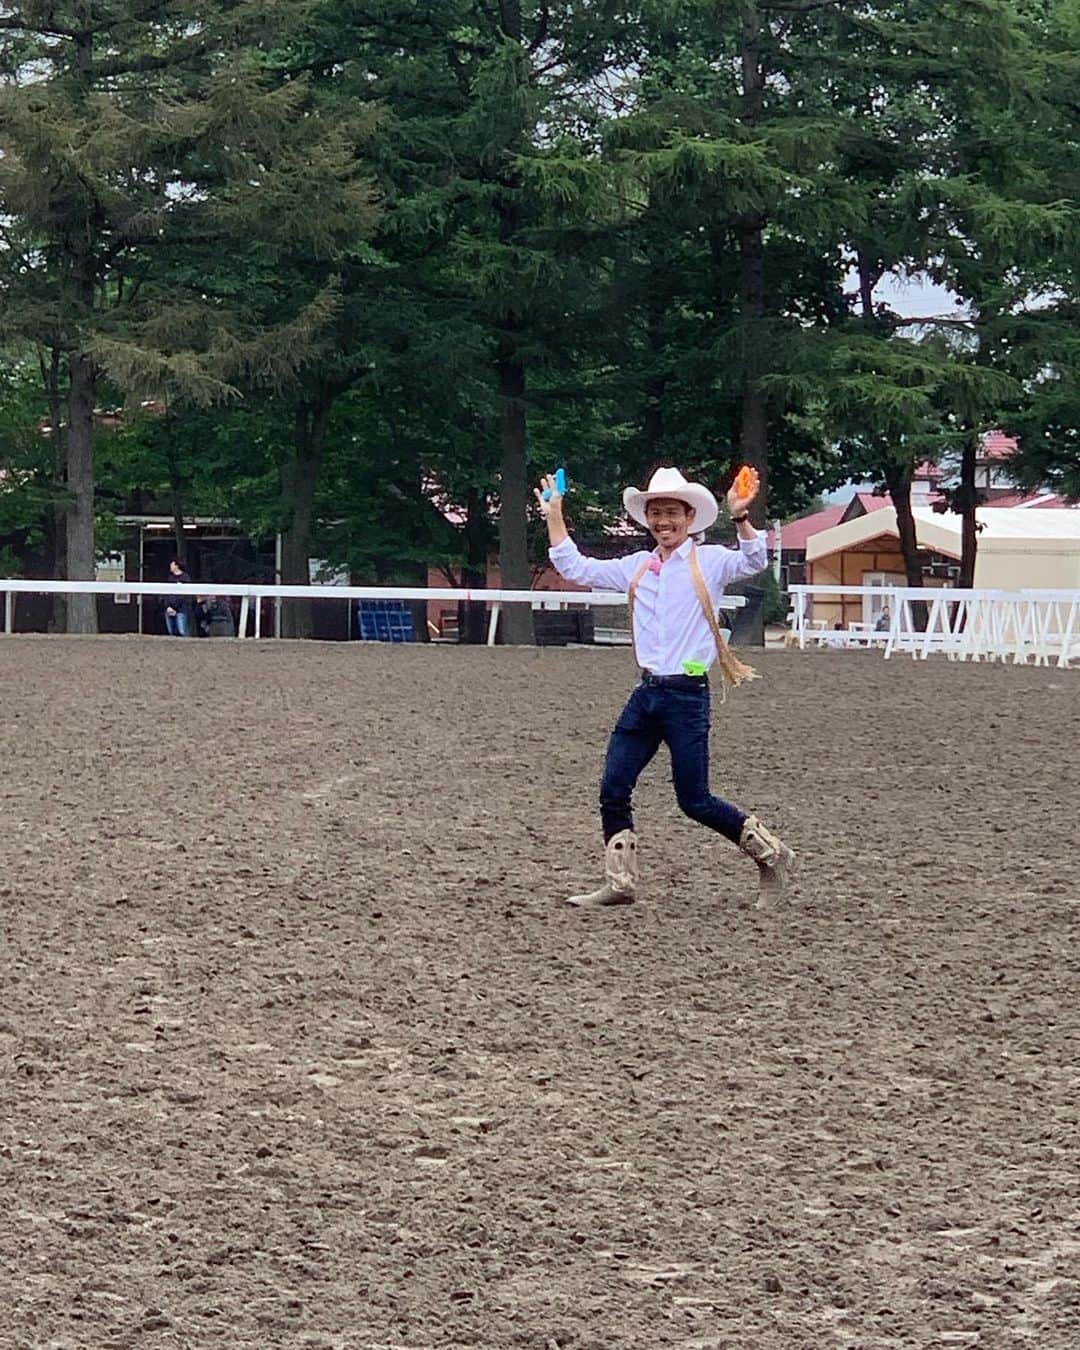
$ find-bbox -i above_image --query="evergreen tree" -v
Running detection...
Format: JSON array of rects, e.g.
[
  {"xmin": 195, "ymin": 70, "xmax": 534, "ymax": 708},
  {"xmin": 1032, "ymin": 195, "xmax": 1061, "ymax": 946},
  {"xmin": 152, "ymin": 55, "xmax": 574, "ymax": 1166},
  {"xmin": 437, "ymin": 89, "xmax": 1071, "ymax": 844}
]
[
  {"xmin": 981, "ymin": 0, "xmax": 1080, "ymax": 500},
  {"xmin": 312, "ymin": 1, "xmax": 638, "ymax": 642},
  {"xmin": 0, "ymin": 1, "xmax": 374, "ymax": 631},
  {"xmin": 885, "ymin": 0, "xmax": 1078, "ymax": 580}
]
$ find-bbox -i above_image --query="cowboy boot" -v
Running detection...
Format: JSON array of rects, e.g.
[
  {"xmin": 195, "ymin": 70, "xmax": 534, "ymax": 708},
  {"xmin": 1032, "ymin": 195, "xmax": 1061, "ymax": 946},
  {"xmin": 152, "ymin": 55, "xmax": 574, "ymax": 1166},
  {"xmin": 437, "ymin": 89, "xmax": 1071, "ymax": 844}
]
[
  {"xmin": 566, "ymin": 830, "xmax": 638, "ymax": 908},
  {"xmin": 739, "ymin": 815, "xmax": 796, "ymax": 907}
]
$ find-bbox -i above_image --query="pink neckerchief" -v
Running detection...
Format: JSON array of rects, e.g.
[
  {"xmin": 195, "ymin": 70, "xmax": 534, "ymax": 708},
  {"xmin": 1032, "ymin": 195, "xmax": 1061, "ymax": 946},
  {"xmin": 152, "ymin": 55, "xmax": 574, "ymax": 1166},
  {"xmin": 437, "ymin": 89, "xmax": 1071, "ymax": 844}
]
[{"xmin": 647, "ymin": 552, "xmax": 664, "ymax": 574}]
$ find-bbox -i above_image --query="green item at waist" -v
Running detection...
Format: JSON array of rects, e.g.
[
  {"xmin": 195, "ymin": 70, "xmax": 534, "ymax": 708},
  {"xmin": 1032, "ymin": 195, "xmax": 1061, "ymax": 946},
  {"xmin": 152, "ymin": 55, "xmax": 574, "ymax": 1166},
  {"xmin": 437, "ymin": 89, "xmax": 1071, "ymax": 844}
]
[{"xmin": 682, "ymin": 660, "xmax": 707, "ymax": 677}]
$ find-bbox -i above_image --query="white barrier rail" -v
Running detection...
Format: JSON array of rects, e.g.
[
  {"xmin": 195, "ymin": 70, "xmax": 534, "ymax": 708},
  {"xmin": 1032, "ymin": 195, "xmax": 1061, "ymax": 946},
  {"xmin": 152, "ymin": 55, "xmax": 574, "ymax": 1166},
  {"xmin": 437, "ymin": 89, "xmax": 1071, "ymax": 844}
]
[
  {"xmin": 789, "ymin": 584, "xmax": 1079, "ymax": 668},
  {"xmin": 0, "ymin": 578, "xmax": 746, "ymax": 646}
]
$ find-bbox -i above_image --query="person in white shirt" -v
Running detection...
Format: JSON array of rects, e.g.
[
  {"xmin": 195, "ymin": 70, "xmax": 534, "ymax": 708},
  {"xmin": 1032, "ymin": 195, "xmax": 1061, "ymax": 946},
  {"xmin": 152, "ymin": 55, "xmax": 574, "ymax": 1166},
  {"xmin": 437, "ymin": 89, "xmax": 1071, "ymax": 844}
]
[{"xmin": 535, "ymin": 465, "xmax": 795, "ymax": 909}]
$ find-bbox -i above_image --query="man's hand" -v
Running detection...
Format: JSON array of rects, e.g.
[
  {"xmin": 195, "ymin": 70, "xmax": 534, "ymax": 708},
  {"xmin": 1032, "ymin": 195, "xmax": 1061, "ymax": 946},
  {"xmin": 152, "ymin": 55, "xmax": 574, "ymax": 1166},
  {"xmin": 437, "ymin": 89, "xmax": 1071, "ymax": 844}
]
[
  {"xmin": 726, "ymin": 466, "xmax": 760, "ymax": 518},
  {"xmin": 534, "ymin": 474, "xmax": 568, "ymax": 547},
  {"xmin": 533, "ymin": 473, "xmax": 564, "ymax": 519}
]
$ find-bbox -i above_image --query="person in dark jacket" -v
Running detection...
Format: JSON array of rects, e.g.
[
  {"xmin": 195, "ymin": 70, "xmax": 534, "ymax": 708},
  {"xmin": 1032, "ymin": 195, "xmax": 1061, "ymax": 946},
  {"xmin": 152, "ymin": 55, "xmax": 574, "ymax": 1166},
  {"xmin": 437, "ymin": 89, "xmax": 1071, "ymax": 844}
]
[{"xmin": 164, "ymin": 558, "xmax": 194, "ymax": 637}]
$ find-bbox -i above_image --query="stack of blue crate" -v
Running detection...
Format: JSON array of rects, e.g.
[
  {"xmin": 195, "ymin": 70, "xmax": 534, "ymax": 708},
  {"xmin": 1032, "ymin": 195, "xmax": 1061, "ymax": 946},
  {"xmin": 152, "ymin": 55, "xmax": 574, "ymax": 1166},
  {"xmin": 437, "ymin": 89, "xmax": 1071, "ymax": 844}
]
[{"xmin": 357, "ymin": 600, "xmax": 414, "ymax": 642}]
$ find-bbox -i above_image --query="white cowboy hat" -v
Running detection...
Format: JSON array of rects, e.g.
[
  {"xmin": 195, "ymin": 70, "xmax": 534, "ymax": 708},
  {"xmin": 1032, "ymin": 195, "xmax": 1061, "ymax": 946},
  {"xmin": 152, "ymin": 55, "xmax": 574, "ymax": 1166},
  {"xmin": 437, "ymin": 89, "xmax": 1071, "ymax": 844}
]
[{"xmin": 622, "ymin": 466, "xmax": 719, "ymax": 533}]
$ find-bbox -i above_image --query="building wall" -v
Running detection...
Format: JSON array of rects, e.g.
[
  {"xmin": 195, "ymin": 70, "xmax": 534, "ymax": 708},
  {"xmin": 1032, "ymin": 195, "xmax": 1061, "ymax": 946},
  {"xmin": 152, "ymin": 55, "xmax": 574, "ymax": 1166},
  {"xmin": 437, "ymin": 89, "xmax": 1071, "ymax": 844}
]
[
  {"xmin": 975, "ymin": 548, "xmax": 1080, "ymax": 591},
  {"xmin": 807, "ymin": 546, "xmax": 909, "ymax": 628}
]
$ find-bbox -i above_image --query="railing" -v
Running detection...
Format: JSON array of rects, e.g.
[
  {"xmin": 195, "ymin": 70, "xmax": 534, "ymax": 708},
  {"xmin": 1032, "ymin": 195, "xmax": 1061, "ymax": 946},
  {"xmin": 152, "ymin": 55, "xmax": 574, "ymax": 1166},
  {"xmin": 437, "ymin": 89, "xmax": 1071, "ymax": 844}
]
[
  {"xmin": 789, "ymin": 584, "xmax": 1080, "ymax": 668},
  {"xmin": 0, "ymin": 578, "xmax": 746, "ymax": 646}
]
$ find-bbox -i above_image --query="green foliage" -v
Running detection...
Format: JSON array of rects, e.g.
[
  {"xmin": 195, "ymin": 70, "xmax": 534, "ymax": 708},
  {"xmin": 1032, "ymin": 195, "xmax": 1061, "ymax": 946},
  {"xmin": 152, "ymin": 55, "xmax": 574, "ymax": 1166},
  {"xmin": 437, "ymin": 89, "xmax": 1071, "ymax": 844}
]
[
  {"xmin": 0, "ymin": 0, "xmax": 1078, "ymax": 603},
  {"xmin": 755, "ymin": 564, "xmax": 789, "ymax": 628},
  {"xmin": 0, "ymin": 358, "xmax": 59, "ymax": 543}
]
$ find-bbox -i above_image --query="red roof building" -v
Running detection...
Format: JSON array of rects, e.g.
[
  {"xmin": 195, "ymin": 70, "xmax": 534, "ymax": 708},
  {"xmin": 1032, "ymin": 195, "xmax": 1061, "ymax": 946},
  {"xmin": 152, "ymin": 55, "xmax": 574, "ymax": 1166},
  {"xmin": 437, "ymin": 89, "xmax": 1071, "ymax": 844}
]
[
  {"xmin": 768, "ymin": 495, "xmax": 892, "ymax": 589},
  {"xmin": 766, "ymin": 505, "xmax": 846, "ymax": 554},
  {"xmin": 980, "ymin": 491, "xmax": 1074, "ymax": 510},
  {"xmin": 849, "ymin": 492, "xmax": 893, "ymax": 517},
  {"xmin": 980, "ymin": 431, "xmax": 1019, "ymax": 462}
]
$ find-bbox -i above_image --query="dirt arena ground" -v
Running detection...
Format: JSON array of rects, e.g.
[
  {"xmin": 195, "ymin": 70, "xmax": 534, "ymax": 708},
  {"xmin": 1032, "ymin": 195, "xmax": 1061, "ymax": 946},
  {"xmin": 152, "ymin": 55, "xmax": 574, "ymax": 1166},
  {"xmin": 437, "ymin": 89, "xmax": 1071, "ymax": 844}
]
[{"xmin": 1, "ymin": 637, "xmax": 1077, "ymax": 1350}]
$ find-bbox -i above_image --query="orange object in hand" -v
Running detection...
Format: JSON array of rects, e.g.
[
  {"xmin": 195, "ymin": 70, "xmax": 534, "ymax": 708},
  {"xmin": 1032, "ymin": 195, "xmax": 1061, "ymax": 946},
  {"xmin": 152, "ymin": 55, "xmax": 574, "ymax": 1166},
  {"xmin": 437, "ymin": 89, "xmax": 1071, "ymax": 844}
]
[{"xmin": 734, "ymin": 465, "xmax": 756, "ymax": 499}]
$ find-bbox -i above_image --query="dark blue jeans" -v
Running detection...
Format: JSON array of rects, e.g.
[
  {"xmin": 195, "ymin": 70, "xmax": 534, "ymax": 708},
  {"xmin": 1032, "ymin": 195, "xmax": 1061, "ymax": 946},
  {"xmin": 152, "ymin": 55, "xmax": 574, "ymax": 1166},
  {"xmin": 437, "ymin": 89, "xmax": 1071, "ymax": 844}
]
[{"xmin": 600, "ymin": 681, "xmax": 747, "ymax": 845}]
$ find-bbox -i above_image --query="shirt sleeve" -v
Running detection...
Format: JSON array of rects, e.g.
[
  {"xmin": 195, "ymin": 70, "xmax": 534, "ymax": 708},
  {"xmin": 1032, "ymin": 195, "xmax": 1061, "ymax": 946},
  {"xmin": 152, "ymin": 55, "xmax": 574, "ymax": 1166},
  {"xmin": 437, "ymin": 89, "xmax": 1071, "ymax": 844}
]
[
  {"xmin": 548, "ymin": 537, "xmax": 642, "ymax": 592},
  {"xmin": 700, "ymin": 532, "xmax": 769, "ymax": 589}
]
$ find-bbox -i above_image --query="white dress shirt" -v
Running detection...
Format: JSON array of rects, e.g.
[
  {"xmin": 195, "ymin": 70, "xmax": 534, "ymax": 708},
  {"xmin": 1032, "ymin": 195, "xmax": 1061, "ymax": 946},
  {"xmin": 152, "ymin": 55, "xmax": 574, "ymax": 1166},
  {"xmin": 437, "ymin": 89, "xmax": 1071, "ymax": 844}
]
[{"xmin": 549, "ymin": 533, "xmax": 768, "ymax": 676}]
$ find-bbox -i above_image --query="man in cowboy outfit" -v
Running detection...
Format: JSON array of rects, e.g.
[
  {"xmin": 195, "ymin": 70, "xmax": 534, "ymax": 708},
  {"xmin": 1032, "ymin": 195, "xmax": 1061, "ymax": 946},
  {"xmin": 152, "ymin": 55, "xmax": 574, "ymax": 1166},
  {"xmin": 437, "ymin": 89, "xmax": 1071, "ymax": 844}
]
[{"xmin": 535, "ymin": 464, "xmax": 795, "ymax": 908}]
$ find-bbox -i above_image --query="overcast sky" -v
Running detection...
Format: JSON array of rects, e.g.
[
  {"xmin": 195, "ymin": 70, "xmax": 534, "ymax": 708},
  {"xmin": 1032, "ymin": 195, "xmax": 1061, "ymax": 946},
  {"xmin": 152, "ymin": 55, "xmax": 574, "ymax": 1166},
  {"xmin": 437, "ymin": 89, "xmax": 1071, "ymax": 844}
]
[{"xmin": 874, "ymin": 271, "xmax": 961, "ymax": 319}]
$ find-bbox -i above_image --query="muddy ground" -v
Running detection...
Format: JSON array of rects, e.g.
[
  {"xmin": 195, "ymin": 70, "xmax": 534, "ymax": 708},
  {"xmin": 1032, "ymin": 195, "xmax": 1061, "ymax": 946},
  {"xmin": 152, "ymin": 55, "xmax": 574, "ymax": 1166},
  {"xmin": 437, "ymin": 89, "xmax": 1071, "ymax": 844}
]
[{"xmin": 1, "ymin": 637, "xmax": 1077, "ymax": 1350}]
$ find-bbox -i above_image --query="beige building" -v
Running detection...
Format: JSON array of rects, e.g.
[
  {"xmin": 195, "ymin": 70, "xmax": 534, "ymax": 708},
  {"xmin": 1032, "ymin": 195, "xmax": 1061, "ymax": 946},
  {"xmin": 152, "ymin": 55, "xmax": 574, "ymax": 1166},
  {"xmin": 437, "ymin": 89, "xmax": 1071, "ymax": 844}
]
[{"xmin": 805, "ymin": 505, "xmax": 1080, "ymax": 628}]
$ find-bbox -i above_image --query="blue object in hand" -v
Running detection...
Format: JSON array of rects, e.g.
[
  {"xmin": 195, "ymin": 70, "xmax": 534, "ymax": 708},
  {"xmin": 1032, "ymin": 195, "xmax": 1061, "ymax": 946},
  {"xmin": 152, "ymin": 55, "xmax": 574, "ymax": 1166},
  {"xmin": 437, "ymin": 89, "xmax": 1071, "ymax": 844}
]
[{"xmin": 542, "ymin": 467, "xmax": 567, "ymax": 501}]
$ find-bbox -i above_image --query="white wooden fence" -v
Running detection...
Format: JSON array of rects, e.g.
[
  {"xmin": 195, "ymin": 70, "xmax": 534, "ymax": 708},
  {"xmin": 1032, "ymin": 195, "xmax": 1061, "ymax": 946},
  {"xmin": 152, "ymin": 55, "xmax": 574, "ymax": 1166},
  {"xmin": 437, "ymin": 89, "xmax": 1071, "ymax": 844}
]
[
  {"xmin": 0, "ymin": 578, "xmax": 745, "ymax": 646},
  {"xmin": 790, "ymin": 585, "xmax": 1080, "ymax": 668}
]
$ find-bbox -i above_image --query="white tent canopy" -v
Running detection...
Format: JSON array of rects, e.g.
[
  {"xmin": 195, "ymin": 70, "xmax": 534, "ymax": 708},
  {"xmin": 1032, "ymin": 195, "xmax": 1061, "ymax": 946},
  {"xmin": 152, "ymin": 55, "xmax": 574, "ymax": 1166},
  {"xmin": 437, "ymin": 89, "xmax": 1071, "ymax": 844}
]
[{"xmin": 806, "ymin": 505, "xmax": 1080, "ymax": 590}]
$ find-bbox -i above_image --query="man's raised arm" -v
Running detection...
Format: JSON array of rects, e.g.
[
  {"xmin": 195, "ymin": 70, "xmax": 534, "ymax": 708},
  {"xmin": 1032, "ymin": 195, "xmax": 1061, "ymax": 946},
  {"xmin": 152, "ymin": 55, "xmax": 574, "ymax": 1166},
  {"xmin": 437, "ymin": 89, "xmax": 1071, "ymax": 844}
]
[{"xmin": 534, "ymin": 473, "xmax": 635, "ymax": 592}]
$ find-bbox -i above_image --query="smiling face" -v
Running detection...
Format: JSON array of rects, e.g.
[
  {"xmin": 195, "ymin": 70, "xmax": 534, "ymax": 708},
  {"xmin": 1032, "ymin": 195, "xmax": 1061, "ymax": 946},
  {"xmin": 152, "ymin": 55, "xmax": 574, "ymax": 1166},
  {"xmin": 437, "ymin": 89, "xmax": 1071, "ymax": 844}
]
[{"xmin": 644, "ymin": 497, "xmax": 695, "ymax": 553}]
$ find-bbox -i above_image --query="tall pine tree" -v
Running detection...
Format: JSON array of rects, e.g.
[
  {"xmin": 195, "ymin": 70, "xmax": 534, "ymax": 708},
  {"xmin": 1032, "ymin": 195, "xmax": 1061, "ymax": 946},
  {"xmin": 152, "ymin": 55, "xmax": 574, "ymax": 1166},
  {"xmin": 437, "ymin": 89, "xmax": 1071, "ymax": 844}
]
[{"xmin": 0, "ymin": 1, "xmax": 374, "ymax": 630}]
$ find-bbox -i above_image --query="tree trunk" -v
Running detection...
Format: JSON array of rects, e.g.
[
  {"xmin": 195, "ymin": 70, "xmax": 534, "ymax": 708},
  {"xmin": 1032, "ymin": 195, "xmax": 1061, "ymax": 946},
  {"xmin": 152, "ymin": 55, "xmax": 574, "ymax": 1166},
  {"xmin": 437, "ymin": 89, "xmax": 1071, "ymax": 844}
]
[
  {"xmin": 488, "ymin": 0, "xmax": 533, "ymax": 645},
  {"xmin": 42, "ymin": 347, "xmax": 67, "ymax": 632},
  {"xmin": 643, "ymin": 374, "xmax": 666, "ymax": 462},
  {"xmin": 857, "ymin": 248, "xmax": 881, "ymax": 322},
  {"xmin": 459, "ymin": 487, "xmax": 490, "ymax": 644},
  {"xmin": 171, "ymin": 501, "xmax": 186, "ymax": 562},
  {"xmin": 957, "ymin": 432, "xmax": 980, "ymax": 588},
  {"xmin": 403, "ymin": 557, "xmax": 430, "ymax": 643},
  {"xmin": 496, "ymin": 338, "xmax": 533, "ymax": 645},
  {"xmin": 59, "ymin": 26, "xmax": 99, "ymax": 633},
  {"xmin": 863, "ymin": 252, "xmax": 924, "ymax": 628},
  {"xmin": 65, "ymin": 350, "xmax": 98, "ymax": 634},
  {"xmin": 165, "ymin": 426, "xmax": 188, "ymax": 563},
  {"xmin": 642, "ymin": 278, "xmax": 667, "ymax": 461},
  {"xmin": 280, "ymin": 395, "xmax": 331, "ymax": 639},
  {"xmin": 882, "ymin": 460, "xmax": 923, "ymax": 589},
  {"xmin": 737, "ymin": 6, "xmax": 769, "ymax": 529},
  {"xmin": 736, "ymin": 303, "xmax": 768, "ymax": 529},
  {"xmin": 499, "ymin": 0, "xmax": 522, "ymax": 40},
  {"xmin": 882, "ymin": 458, "xmax": 928, "ymax": 631},
  {"xmin": 859, "ymin": 257, "xmax": 917, "ymax": 591}
]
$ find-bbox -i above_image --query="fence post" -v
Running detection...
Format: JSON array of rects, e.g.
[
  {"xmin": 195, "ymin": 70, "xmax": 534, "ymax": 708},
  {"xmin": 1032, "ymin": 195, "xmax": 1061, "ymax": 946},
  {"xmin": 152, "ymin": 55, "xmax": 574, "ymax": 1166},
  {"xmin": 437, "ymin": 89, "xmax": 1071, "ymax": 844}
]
[
  {"xmin": 1061, "ymin": 598, "xmax": 1079, "ymax": 670},
  {"xmin": 238, "ymin": 593, "xmax": 250, "ymax": 639},
  {"xmin": 3, "ymin": 589, "xmax": 12, "ymax": 635}
]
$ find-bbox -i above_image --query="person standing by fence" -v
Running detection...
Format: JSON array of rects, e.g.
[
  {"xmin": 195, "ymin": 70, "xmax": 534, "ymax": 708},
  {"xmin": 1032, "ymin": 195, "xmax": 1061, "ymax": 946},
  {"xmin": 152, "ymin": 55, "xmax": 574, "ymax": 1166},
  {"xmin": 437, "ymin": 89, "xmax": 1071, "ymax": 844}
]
[
  {"xmin": 164, "ymin": 558, "xmax": 194, "ymax": 637},
  {"xmin": 535, "ymin": 465, "xmax": 796, "ymax": 909}
]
